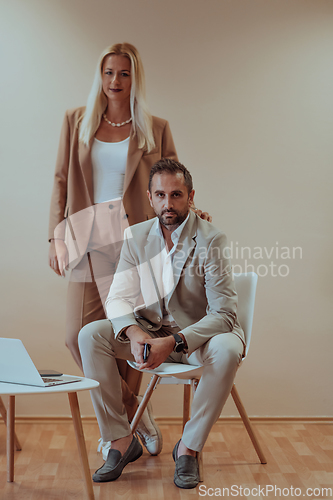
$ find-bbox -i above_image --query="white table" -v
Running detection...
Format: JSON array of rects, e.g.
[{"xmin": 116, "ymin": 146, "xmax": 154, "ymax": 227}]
[{"xmin": 0, "ymin": 376, "xmax": 99, "ymax": 500}]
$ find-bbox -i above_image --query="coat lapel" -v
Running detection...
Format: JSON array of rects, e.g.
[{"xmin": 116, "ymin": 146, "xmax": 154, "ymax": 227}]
[
  {"xmin": 123, "ymin": 134, "xmax": 144, "ymax": 194},
  {"xmin": 78, "ymin": 137, "xmax": 94, "ymax": 205}
]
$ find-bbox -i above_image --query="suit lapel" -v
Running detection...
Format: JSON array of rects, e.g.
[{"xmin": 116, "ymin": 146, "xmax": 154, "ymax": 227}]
[
  {"xmin": 168, "ymin": 212, "xmax": 197, "ymax": 300},
  {"xmin": 143, "ymin": 212, "xmax": 198, "ymax": 311},
  {"xmin": 123, "ymin": 133, "xmax": 143, "ymax": 194},
  {"xmin": 144, "ymin": 224, "xmax": 165, "ymax": 310}
]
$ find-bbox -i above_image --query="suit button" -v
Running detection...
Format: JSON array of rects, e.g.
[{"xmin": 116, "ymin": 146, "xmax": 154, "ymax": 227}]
[
  {"xmin": 109, "ymin": 204, "xmax": 114, "ymax": 209},
  {"xmin": 147, "ymin": 325, "xmax": 153, "ymax": 329},
  {"xmin": 157, "ymin": 316, "xmax": 161, "ymax": 322}
]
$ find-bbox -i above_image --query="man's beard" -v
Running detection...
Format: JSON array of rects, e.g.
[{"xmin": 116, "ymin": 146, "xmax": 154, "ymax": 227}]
[{"xmin": 157, "ymin": 208, "xmax": 188, "ymax": 230}]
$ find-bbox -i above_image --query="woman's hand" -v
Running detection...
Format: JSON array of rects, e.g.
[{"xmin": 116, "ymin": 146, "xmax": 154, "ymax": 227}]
[
  {"xmin": 48, "ymin": 239, "xmax": 69, "ymax": 277},
  {"xmin": 190, "ymin": 201, "xmax": 212, "ymax": 222}
]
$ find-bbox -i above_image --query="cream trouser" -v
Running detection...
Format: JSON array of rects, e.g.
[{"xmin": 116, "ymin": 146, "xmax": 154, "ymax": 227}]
[{"xmin": 78, "ymin": 319, "xmax": 244, "ymax": 452}]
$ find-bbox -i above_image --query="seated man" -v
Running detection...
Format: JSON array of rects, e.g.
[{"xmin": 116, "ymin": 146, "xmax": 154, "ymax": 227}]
[{"xmin": 79, "ymin": 158, "xmax": 245, "ymax": 489}]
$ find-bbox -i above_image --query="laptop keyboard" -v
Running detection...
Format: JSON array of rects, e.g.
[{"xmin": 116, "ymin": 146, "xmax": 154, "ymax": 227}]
[{"xmin": 42, "ymin": 377, "xmax": 63, "ymax": 383}]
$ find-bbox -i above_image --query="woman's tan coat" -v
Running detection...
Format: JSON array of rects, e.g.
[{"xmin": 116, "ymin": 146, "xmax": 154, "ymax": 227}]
[{"xmin": 49, "ymin": 106, "xmax": 178, "ymax": 248}]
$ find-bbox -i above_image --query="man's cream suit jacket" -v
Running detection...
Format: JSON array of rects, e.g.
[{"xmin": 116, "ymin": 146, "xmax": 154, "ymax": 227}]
[{"xmin": 106, "ymin": 211, "xmax": 245, "ymax": 355}]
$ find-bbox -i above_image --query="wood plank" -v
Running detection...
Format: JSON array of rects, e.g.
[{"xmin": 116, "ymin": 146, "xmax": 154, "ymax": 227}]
[{"xmin": 1, "ymin": 421, "xmax": 333, "ymax": 499}]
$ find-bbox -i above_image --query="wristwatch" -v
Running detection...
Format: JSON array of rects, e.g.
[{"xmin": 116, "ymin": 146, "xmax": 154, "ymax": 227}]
[{"xmin": 172, "ymin": 333, "xmax": 186, "ymax": 353}]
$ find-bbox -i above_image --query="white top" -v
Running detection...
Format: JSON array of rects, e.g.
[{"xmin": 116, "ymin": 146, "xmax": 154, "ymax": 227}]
[{"xmin": 92, "ymin": 137, "xmax": 129, "ymax": 204}]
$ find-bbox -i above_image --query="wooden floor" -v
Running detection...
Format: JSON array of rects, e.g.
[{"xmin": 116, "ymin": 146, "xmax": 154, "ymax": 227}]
[{"xmin": 0, "ymin": 421, "xmax": 332, "ymax": 499}]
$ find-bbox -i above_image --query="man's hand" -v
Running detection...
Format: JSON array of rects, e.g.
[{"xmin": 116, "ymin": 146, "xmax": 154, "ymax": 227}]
[
  {"xmin": 125, "ymin": 325, "xmax": 152, "ymax": 365},
  {"xmin": 126, "ymin": 325, "xmax": 175, "ymax": 369},
  {"xmin": 136, "ymin": 336, "xmax": 175, "ymax": 370}
]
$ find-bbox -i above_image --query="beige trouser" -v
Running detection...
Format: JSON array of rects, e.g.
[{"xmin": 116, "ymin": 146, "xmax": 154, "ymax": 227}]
[
  {"xmin": 79, "ymin": 319, "xmax": 244, "ymax": 452},
  {"xmin": 66, "ymin": 200, "xmax": 139, "ymax": 420}
]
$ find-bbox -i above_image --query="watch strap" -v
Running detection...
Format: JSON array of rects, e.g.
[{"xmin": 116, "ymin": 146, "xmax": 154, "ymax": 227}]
[{"xmin": 172, "ymin": 333, "xmax": 186, "ymax": 353}]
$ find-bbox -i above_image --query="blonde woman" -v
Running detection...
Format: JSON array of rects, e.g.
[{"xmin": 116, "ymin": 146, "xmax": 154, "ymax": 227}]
[{"xmin": 48, "ymin": 42, "xmax": 210, "ymax": 458}]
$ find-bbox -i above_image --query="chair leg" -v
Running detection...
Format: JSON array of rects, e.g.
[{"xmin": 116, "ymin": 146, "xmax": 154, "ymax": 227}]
[
  {"xmin": 183, "ymin": 384, "xmax": 191, "ymax": 430},
  {"xmin": 197, "ymin": 450, "xmax": 204, "ymax": 482},
  {"xmin": 231, "ymin": 385, "xmax": 267, "ymax": 464},
  {"xmin": 130, "ymin": 374, "xmax": 160, "ymax": 434},
  {"xmin": 0, "ymin": 396, "xmax": 22, "ymax": 451},
  {"xmin": 186, "ymin": 379, "xmax": 204, "ymax": 482}
]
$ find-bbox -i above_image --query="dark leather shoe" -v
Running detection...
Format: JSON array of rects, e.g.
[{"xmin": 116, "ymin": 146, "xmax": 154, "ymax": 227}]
[
  {"xmin": 172, "ymin": 440, "xmax": 200, "ymax": 489},
  {"xmin": 93, "ymin": 435, "xmax": 142, "ymax": 482}
]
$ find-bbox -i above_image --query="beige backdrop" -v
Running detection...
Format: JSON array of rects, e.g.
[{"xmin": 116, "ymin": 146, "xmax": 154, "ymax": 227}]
[{"xmin": 0, "ymin": 0, "xmax": 332, "ymax": 419}]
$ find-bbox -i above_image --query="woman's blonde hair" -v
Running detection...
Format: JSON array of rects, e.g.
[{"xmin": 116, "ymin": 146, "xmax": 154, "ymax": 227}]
[{"xmin": 79, "ymin": 43, "xmax": 155, "ymax": 151}]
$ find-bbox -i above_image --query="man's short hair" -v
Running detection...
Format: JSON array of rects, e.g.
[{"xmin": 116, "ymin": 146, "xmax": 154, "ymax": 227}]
[{"xmin": 148, "ymin": 158, "xmax": 193, "ymax": 194}]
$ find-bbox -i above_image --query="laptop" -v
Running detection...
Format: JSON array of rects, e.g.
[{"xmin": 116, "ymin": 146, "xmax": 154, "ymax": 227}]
[{"xmin": 0, "ymin": 338, "xmax": 81, "ymax": 387}]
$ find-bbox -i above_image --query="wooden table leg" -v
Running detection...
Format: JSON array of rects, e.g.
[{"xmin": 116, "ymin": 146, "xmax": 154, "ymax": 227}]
[
  {"xmin": 183, "ymin": 384, "xmax": 191, "ymax": 430},
  {"xmin": 0, "ymin": 396, "xmax": 22, "ymax": 451},
  {"xmin": 7, "ymin": 395, "xmax": 15, "ymax": 482},
  {"xmin": 68, "ymin": 392, "xmax": 95, "ymax": 500}
]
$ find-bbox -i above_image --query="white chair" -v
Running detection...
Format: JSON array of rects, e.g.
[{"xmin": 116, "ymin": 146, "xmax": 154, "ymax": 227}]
[{"xmin": 128, "ymin": 272, "xmax": 267, "ymax": 478}]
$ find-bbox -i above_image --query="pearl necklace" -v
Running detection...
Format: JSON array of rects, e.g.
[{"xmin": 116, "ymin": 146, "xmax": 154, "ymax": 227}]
[{"xmin": 103, "ymin": 114, "xmax": 132, "ymax": 127}]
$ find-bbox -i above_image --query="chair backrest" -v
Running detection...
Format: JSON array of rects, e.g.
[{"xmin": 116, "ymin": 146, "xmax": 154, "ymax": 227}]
[{"xmin": 233, "ymin": 272, "xmax": 258, "ymax": 358}]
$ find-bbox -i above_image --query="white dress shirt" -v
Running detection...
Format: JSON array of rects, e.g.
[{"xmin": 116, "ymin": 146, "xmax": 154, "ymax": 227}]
[{"xmin": 153, "ymin": 214, "xmax": 190, "ymax": 326}]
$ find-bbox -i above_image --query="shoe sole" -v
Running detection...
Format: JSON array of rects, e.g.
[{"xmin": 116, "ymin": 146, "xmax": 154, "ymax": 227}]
[{"xmin": 174, "ymin": 477, "xmax": 199, "ymax": 489}]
